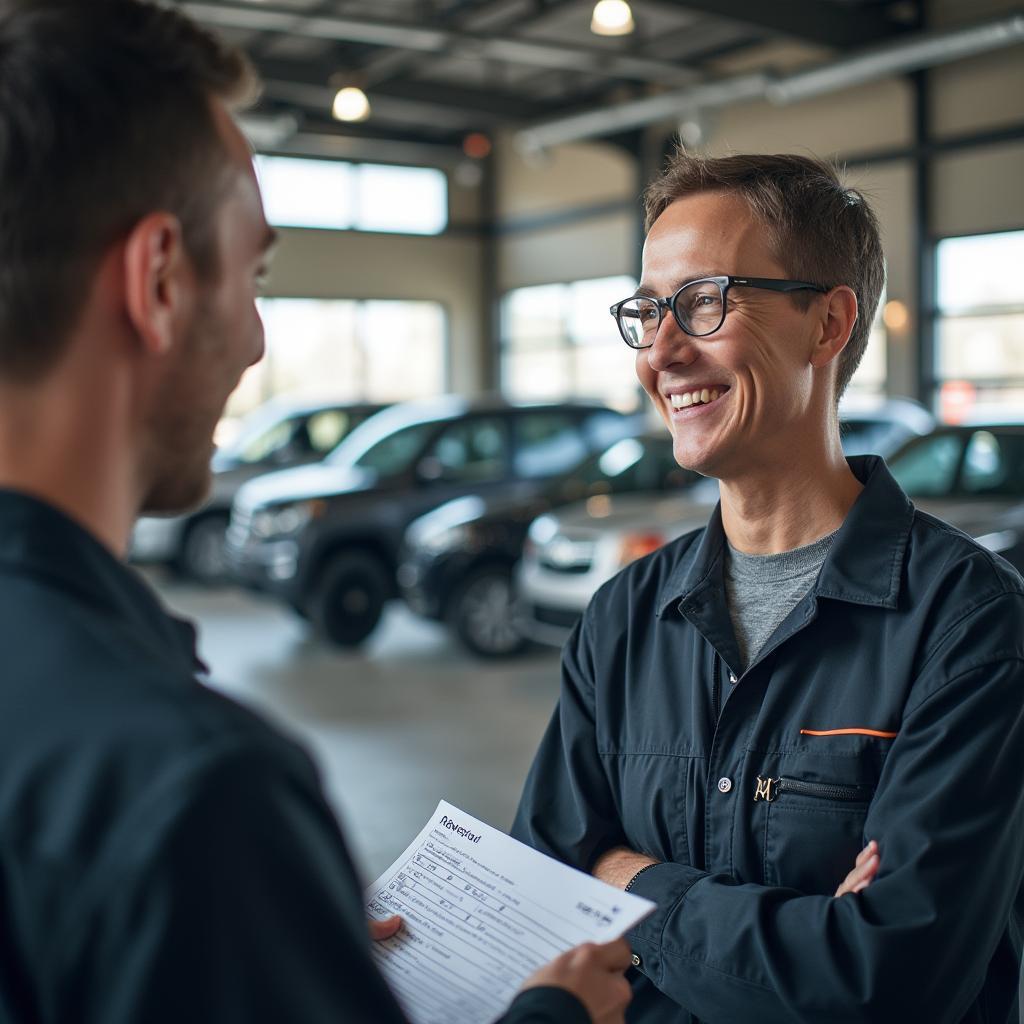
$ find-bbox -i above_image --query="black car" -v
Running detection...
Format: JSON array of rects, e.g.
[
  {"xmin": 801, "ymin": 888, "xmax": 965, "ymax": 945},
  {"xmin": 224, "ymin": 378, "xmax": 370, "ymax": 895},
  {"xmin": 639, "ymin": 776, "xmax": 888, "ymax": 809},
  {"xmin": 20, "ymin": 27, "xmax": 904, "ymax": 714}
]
[
  {"xmin": 885, "ymin": 422, "xmax": 1024, "ymax": 573},
  {"xmin": 226, "ymin": 395, "xmax": 643, "ymax": 647},
  {"xmin": 398, "ymin": 433, "xmax": 697, "ymax": 658}
]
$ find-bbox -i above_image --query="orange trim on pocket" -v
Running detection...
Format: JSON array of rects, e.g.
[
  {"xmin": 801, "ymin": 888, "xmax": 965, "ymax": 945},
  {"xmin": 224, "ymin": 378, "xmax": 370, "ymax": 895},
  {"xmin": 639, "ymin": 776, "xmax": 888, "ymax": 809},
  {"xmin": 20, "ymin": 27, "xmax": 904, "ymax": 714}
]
[{"xmin": 800, "ymin": 727, "xmax": 898, "ymax": 739}]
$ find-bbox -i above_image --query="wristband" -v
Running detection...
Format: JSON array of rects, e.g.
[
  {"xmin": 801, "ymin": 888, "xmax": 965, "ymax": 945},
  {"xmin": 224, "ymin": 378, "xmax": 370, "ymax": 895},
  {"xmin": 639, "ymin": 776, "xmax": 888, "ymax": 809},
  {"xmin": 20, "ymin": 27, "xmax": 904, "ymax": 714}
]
[{"xmin": 624, "ymin": 863, "xmax": 658, "ymax": 893}]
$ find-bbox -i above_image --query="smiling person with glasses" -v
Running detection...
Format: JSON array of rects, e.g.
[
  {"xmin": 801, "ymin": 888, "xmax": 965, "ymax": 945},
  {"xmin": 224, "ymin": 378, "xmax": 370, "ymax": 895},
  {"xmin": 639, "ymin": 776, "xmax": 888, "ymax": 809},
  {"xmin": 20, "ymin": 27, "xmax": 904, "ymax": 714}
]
[{"xmin": 513, "ymin": 152, "xmax": 1024, "ymax": 1023}]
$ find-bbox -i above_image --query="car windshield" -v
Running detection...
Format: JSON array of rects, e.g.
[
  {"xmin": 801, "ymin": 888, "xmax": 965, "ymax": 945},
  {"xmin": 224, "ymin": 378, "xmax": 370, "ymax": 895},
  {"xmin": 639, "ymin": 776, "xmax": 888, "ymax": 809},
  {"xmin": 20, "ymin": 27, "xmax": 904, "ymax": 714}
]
[
  {"xmin": 573, "ymin": 437, "xmax": 698, "ymax": 493},
  {"xmin": 839, "ymin": 418, "xmax": 897, "ymax": 457},
  {"xmin": 349, "ymin": 421, "xmax": 436, "ymax": 478},
  {"xmin": 220, "ymin": 405, "xmax": 295, "ymax": 461},
  {"xmin": 325, "ymin": 400, "xmax": 462, "ymax": 471},
  {"xmin": 887, "ymin": 433, "xmax": 964, "ymax": 496}
]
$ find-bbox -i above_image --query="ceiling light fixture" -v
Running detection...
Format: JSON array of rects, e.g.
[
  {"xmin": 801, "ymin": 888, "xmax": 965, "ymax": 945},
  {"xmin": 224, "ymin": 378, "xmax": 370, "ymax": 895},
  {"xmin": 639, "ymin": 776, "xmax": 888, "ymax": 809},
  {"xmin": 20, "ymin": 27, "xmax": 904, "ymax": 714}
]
[
  {"xmin": 332, "ymin": 86, "xmax": 371, "ymax": 123},
  {"xmin": 591, "ymin": 0, "xmax": 635, "ymax": 37}
]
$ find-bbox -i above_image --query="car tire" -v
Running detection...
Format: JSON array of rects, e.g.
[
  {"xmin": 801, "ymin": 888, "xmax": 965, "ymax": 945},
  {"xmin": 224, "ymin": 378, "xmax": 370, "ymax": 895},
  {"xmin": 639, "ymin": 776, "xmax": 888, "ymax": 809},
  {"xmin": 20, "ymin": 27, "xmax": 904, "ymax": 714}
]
[
  {"xmin": 310, "ymin": 551, "xmax": 389, "ymax": 648},
  {"xmin": 176, "ymin": 514, "xmax": 230, "ymax": 584},
  {"xmin": 449, "ymin": 565, "xmax": 527, "ymax": 659}
]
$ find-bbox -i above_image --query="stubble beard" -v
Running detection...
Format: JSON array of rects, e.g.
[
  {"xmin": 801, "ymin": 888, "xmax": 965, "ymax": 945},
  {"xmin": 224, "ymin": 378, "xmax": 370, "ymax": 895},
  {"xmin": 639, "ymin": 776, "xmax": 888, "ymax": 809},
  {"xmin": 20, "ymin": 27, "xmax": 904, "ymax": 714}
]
[{"xmin": 139, "ymin": 299, "xmax": 226, "ymax": 517}]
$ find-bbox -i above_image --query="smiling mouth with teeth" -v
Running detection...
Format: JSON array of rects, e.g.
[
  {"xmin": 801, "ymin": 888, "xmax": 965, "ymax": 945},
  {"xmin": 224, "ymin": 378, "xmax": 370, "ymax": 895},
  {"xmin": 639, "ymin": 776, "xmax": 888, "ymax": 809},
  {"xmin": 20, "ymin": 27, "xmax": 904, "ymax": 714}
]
[{"xmin": 669, "ymin": 387, "xmax": 728, "ymax": 410}]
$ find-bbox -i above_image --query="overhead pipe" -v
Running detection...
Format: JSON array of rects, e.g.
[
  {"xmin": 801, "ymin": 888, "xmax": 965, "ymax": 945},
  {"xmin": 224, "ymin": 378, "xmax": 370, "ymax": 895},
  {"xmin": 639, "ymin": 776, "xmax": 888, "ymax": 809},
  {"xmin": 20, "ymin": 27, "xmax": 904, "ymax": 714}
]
[
  {"xmin": 181, "ymin": 1, "xmax": 695, "ymax": 86},
  {"xmin": 516, "ymin": 12, "xmax": 1024, "ymax": 152}
]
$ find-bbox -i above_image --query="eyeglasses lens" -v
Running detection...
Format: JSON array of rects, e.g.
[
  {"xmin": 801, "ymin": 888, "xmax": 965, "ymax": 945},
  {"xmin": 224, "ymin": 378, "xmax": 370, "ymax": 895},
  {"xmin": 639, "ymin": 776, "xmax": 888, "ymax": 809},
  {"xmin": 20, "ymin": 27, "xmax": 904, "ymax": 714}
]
[
  {"xmin": 674, "ymin": 280, "xmax": 725, "ymax": 337},
  {"xmin": 617, "ymin": 297, "xmax": 661, "ymax": 348}
]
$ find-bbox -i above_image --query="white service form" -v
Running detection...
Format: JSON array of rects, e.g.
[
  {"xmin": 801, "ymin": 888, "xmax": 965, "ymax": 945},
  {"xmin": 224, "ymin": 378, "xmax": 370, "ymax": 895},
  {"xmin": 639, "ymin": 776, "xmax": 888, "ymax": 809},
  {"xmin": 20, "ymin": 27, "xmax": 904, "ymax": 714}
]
[{"xmin": 365, "ymin": 800, "xmax": 655, "ymax": 1024}]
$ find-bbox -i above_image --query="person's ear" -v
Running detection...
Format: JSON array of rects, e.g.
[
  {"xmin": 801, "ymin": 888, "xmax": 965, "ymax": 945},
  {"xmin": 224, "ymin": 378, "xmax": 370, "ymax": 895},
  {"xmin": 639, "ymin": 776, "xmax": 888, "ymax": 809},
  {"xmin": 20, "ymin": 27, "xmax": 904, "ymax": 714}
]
[
  {"xmin": 809, "ymin": 285, "xmax": 859, "ymax": 370},
  {"xmin": 122, "ymin": 213, "xmax": 192, "ymax": 357}
]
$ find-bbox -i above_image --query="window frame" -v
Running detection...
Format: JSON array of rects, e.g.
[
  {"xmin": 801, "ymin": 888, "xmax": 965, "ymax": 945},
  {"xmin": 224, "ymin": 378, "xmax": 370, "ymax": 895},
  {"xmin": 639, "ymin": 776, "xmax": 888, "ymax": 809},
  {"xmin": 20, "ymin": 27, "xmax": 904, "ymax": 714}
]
[
  {"xmin": 253, "ymin": 154, "xmax": 449, "ymax": 236},
  {"xmin": 933, "ymin": 227, "xmax": 1024, "ymax": 414},
  {"xmin": 499, "ymin": 275, "xmax": 641, "ymax": 409}
]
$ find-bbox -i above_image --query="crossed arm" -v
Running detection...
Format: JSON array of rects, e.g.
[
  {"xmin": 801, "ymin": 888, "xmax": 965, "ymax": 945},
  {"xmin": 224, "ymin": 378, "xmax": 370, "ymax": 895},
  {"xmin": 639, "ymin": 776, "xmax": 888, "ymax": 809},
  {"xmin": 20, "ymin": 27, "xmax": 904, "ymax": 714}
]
[{"xmin": 593, "ymin": 839, "xmax": 880, "ymax": 898}]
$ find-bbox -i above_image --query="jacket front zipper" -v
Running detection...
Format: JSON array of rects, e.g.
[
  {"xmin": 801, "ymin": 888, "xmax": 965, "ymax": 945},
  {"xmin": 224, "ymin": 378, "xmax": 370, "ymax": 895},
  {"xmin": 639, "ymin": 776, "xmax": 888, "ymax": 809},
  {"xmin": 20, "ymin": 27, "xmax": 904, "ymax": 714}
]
[{"xmin": 753, "ymin": 776, "xmax": 873, "ymax": 803}]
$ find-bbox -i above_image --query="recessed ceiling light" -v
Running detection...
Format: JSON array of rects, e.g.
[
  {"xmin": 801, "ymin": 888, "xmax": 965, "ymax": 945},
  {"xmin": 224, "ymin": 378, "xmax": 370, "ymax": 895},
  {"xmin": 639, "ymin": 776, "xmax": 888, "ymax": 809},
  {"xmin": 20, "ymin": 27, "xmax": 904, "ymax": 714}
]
[
  {"xmin": 332, "ymin": 86, "xmax": 370, "ymax": 123},
  {"xmin": 591, "ymin": 0, "xmax": 635, "ymax": 36}
]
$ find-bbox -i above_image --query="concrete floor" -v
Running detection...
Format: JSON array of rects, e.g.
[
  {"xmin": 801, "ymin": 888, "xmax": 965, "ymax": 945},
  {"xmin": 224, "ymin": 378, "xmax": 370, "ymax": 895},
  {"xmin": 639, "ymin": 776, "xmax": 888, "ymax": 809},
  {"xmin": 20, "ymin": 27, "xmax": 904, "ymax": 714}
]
[{"xmin": 151, "ymin": 573, "xmax": 563, "ymax": 884}]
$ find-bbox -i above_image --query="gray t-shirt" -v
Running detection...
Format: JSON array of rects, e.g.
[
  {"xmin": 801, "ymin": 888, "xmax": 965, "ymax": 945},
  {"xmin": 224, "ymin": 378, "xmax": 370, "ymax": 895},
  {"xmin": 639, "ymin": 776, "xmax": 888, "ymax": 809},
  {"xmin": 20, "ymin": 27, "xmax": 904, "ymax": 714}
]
[{"xmin": 724, "ymin": 528, "xmax": 839, "ymax": 672}]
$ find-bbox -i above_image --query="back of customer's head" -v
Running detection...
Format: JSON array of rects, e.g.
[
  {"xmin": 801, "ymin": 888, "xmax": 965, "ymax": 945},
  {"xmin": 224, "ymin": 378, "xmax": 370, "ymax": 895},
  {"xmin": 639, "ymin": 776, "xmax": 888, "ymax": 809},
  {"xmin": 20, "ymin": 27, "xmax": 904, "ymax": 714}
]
[{"xmin": 0, "ymin": 0, "xmax": 257, "ymax": 383}]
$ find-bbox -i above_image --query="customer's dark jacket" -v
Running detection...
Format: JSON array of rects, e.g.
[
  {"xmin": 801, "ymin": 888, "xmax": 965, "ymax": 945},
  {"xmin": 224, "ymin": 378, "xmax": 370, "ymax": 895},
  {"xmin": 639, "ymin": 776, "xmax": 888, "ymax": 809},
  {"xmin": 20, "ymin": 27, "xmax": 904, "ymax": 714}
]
[
  {"xmin": 0, "ymin": 489, "xmax": 587, "ymax": 1024},
  {"xmin": 513, "ymin": 455, "xmax": 1024, "ymax": 1023}
]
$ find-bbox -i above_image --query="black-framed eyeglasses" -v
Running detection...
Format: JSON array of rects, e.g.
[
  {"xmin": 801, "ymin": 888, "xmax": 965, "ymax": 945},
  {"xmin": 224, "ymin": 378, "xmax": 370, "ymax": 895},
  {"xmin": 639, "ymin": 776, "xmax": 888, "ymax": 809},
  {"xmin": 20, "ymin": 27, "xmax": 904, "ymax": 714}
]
[{"xmin": 609, "ymin": 275, "xmax": 828, "ymax": 349}]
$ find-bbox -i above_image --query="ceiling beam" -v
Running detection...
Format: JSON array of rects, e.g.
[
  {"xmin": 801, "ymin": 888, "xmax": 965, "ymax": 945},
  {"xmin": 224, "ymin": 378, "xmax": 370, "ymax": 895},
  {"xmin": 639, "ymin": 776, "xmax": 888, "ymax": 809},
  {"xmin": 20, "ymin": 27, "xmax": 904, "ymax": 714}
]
[
  {"xmin": 353, "ymin": 0, "xmax": 580, "ymax": 90},
  {"xmin": 665, "ymin": 0, "xmax": 920, "ymax": 50},
  {"xmin": 180, "ymin": 1, "xmax": 697, "ymax": 85},
  {"xmin": 253, "ymin": 58, "xmax": 548, "ymax": 124},
  {"xmin": 260, "ymin": 78, "xmax": 491, "ymax": 131}
]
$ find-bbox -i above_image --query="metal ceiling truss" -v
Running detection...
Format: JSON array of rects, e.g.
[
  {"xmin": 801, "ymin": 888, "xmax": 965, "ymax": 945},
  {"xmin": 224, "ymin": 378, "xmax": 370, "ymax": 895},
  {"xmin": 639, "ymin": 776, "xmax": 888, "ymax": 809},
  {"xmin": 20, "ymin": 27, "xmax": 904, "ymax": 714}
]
[{"xmin": 177, "ymin": 0, "xmax": 1017, "ymax": 161}]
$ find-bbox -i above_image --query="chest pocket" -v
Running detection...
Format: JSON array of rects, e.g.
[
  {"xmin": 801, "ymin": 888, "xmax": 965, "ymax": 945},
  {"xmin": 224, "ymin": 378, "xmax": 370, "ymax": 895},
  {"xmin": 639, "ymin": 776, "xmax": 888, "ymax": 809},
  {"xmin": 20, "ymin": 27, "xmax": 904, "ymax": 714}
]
[{"xmin": 757, "ymin": 767, "xmax": 875, "ymax": 895}]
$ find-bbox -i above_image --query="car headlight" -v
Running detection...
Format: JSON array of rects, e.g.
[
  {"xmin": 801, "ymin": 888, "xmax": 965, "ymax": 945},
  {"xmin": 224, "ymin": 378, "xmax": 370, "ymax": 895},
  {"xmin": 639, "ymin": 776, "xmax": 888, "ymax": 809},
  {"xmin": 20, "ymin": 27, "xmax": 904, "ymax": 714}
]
[
  {"xmin": 527, "ymin": 514, "xmax": 559, "ymax": 545},
  {"xmin": 251, "ymin": 499, "xmax": 325, "ymax": 539}
]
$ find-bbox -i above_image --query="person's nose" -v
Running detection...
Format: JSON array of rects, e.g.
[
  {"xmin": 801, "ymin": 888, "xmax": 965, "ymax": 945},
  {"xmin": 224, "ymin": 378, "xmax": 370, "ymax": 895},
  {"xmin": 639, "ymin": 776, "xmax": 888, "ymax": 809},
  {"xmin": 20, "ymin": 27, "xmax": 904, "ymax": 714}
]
[{"xmin": 645, "ymin": 312, "xmax": 699, "ymax": 373}]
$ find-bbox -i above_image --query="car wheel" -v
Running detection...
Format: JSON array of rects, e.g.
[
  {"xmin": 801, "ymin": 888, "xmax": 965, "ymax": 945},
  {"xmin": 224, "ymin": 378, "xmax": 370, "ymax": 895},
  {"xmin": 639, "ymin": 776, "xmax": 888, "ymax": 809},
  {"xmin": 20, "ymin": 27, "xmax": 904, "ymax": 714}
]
[
  {"xmin": 310, "ymin": 551, "xmax": 389, "ymax": 647},
  {"xmin": 176, "ymin": 514, "xmax": 230, "ymax": 584},
  {"xmin": 450, "ymin": 566, "xmax": 527, "ymax": 659}
]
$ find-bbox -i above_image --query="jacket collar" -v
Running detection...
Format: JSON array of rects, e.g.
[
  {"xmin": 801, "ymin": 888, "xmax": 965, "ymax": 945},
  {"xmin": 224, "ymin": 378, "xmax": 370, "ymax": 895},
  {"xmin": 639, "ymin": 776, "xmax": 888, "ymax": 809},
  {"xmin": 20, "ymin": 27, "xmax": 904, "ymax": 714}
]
[
  {"xmin": 0, "ymin": 488, "xmax": 205, "ymax": 677},
  {"xmin": 657, "ymin": 455, "xmax": 914, "ymax": 617}
]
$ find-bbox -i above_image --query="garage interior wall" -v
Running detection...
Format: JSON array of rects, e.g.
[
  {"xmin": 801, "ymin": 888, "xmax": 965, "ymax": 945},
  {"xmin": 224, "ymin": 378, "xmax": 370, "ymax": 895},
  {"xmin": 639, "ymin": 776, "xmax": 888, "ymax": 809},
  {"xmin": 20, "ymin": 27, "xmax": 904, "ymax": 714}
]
[
  {"xmin": 259, "ymin": 171, "xmax": 487, "ymax": 396},
  {"xmin": 491, "ymin": 0, "xmax": 1024, "ymax": 404},
  {"xmin": 260, "ymin": 0, "xmax": 1022, "ymax": 402}
]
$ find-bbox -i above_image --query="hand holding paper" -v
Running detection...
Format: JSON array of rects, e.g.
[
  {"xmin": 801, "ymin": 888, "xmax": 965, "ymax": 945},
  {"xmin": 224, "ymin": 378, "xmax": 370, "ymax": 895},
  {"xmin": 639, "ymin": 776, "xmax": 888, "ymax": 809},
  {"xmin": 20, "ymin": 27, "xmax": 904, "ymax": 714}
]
[
  {"xmin": 365, "ymin": 800, "xmax": 655, "ymax": 1024},
  {"xmin": 520, "ymin": 936, "xmax": 633, "ymax": 1024}
]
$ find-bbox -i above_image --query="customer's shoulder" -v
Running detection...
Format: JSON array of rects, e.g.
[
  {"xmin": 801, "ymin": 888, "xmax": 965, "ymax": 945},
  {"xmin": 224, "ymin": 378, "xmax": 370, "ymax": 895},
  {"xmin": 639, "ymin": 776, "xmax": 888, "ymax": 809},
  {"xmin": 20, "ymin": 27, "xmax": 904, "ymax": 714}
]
[{"xmin": 0, "ymin": 568, "xmax": 314, "ymax": 805}]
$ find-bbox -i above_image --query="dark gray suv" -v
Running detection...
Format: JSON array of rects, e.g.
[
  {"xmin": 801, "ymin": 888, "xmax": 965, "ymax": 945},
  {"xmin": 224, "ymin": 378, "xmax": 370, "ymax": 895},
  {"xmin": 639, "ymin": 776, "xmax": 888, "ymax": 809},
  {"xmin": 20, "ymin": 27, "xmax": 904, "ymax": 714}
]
[{"xmin": 226, "ymin": 395, "xmax": 643, "ymax": 647}]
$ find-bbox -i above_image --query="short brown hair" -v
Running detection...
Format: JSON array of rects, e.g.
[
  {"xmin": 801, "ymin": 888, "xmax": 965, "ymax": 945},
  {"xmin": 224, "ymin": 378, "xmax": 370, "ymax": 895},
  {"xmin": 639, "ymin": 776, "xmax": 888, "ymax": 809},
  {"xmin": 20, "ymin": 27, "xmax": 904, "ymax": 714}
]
[
  {"xmin": 0, "ymin": 0, "xmax": 258, "ymax": 381},
  {"xmin": 644, "ymin": 151, "xmax": 885, "ymax": 402}
]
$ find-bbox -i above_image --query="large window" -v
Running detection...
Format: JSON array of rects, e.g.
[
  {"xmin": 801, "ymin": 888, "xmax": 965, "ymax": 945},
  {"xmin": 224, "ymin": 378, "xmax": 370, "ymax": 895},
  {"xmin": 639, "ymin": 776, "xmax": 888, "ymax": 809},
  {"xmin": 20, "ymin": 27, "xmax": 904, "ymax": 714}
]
[
  {"xmin": 847, "ymin": 295, "xmax": 888, "ymax": 398},
  {"xmin": 501, "ymin": 274, "xmax": 887, "ymax": 407},
  {"xmin": 936, "ymin": 229, "xmax": 1024, "ymax": 422},
  {"xmin": 221, "ymin": 299, "xmax": 446, "ymax": 440},
  {"xmin": 500, "ymin": 275, "xmax": 641, "ymax": 411},
  {"xmin": 254, "ymin": 156, "xmax": 448, "ymax": 235}
]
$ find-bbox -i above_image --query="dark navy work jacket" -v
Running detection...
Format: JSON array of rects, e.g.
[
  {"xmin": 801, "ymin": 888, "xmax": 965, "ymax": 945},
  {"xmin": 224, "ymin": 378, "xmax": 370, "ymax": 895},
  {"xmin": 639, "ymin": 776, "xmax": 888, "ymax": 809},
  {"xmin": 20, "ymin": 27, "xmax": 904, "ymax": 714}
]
[
  {"xmin": 0, "ymin": 490, "xmax": 586, "ymax": 1024},
  {"xmin": 513, "ymin": 455, "xmax": 1024, "ymax": 1023}
]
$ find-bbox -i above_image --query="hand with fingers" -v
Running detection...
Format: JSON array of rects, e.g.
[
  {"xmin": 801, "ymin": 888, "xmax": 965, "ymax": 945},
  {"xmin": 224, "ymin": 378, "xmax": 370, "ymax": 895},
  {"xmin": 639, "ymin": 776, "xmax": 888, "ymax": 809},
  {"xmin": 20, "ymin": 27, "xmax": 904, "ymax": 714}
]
[
  {"xmin": 521, "ymin": 937, "xmax": 634, "ymax": 1024},
  {"xmin": 834, "ymin": 840, "xmax": 880, "ymax": 898}
]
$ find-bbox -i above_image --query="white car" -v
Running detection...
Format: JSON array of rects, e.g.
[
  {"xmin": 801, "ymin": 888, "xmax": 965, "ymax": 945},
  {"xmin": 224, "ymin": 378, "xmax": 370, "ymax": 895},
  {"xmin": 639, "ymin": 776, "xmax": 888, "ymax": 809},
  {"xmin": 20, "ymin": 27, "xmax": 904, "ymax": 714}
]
[{"xmin": 517, "ymin": 479, "xmax": 720, "ymax": 647}]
